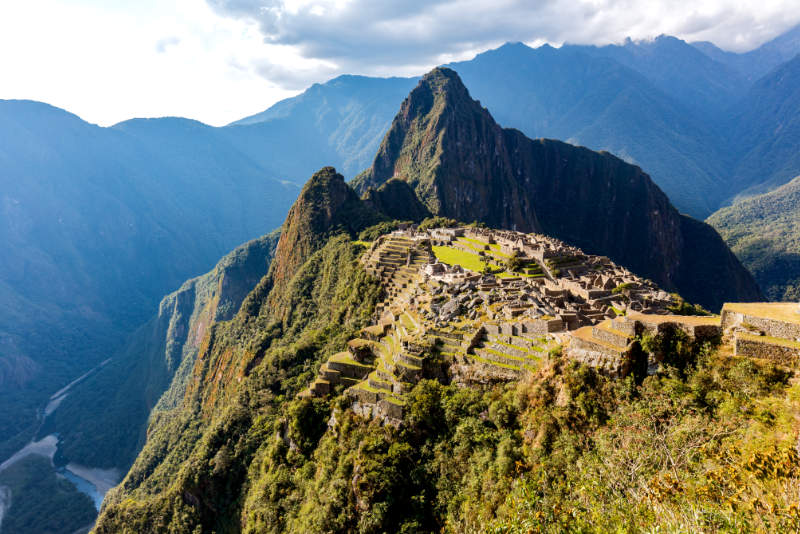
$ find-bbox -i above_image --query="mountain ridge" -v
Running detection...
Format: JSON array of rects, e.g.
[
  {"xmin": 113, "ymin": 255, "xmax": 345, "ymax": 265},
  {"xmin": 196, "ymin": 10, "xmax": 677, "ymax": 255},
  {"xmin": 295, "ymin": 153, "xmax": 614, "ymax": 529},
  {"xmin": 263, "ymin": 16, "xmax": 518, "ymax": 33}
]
[{"xmin": 355, "ymin": 67, "xmax": 761, "ymax": 310}]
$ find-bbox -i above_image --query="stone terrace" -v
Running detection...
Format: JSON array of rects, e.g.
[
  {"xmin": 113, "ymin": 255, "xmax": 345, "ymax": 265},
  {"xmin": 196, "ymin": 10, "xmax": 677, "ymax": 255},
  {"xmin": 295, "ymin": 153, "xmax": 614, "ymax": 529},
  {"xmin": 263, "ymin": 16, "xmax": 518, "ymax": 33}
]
[{"xmin": 302, "ymin": 226, "xmax": 800, "ymax": 424}]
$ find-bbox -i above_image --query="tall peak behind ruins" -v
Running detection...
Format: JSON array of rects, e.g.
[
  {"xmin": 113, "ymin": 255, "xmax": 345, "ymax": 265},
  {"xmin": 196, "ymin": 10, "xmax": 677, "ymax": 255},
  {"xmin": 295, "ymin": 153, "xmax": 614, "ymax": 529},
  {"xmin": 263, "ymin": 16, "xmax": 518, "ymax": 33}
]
[{"xmin": 352, "ymin": 67, "xmax": 762, "ymax": 310}]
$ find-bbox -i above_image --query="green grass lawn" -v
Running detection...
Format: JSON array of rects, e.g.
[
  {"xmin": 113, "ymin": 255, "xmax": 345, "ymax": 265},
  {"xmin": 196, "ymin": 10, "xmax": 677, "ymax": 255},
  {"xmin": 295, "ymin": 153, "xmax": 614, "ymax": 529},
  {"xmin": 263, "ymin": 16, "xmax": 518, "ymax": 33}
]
[{"xmin": 433, "ymin": 245, "xmax": 487, "ymax": 272}]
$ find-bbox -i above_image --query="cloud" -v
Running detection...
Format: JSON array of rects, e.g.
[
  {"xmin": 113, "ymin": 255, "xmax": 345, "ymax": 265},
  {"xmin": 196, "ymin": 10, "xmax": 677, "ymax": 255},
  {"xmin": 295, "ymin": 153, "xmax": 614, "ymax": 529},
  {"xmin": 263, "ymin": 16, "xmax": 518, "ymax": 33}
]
[
  {"xmin": 155, "ymin": 36, "xmax": 181, "ymax": 53},
  {"xmin": 206, "ymin": 0, "xmax": 800, "ymax": 87}
]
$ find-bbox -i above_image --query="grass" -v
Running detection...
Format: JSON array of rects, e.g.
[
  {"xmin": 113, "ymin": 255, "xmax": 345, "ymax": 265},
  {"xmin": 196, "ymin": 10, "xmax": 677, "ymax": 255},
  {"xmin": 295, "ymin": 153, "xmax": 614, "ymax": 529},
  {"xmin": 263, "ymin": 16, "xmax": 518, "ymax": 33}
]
[
  {"xmin": 432, "ymin": 245, "xmax": 487, "ymax": 273},
  {"xmin": 329, "ymin": 352, "xmax": 373, "ymax": 368},
  {"xmin": 352, "ymin": 240, "xmax": 372, "ymax": 248},
  {"xmin": 399, "ymin": 312, "xmax": 416, "ymax": 332},
  {"xmin": 738, "ymin": 333, "xmax": 800, "ymax": 349},
  {"xmin": 724, "ymin": 303, "xmax": 800, "ymax": 325}
]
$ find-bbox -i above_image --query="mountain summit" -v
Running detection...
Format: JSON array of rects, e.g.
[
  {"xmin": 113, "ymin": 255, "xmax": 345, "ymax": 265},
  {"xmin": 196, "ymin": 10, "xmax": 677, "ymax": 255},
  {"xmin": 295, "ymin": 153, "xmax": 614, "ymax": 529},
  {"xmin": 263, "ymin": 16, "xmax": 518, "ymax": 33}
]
[{"xmin": 354, "ymin": 67, "xmax": 761, "ymax": 310}]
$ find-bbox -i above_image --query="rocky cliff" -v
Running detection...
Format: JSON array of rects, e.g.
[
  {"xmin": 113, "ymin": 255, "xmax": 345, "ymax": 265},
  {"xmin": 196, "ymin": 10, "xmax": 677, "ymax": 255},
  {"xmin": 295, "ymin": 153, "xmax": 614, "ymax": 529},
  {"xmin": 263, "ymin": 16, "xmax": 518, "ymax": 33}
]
[
  {"xmin": 94, "ymin": 168, "xmax": 383, "ymax": 532},
  {"xmin": 354, "ymin": 67, "xmax": 762, "ymax": 310},
  {"xmin": 41, "ymin": 232, "xmax": 280, "ymax": 469}
]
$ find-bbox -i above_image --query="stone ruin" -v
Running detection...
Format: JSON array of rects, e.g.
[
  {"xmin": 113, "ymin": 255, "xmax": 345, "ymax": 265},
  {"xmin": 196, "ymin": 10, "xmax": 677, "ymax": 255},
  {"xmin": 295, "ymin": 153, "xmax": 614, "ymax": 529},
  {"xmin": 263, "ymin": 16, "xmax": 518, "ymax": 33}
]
[{"xmin": 301, "ymin": 226, "xmax": 800, "ymax": 426}]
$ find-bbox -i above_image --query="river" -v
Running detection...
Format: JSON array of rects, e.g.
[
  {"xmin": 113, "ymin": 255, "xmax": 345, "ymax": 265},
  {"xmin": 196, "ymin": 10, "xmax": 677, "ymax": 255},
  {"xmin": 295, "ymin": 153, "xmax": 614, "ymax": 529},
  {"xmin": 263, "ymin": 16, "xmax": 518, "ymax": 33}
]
[{"xmin": 0, "ymin": 358, "xmax": 120, "ymax": 528}]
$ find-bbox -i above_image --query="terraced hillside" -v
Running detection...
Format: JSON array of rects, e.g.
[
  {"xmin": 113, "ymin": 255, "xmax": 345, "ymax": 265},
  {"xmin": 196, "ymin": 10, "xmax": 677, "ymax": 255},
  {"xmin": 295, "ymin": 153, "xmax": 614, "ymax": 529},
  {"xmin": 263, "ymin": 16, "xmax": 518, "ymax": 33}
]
[{"xmin": 301, "ymin": 225, "xmax": 675, "ymax": 422}]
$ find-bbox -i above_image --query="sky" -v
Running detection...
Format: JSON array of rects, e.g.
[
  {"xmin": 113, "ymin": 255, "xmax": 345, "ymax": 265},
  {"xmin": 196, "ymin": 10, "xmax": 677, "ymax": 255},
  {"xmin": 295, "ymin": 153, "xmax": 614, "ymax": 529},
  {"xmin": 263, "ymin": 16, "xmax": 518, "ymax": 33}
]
[{"xmin": 0, "ymin": 0, "xmax": 798, "ymax": 127}]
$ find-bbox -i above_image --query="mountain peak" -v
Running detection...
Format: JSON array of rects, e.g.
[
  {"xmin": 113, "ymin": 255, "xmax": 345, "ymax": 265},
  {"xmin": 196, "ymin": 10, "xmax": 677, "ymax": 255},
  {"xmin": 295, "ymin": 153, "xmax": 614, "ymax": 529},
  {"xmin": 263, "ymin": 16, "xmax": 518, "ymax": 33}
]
[
  {"xmin": 351, "ymin": 66, "xmax": 490, "ymax": 202},
  {"xmin": 269, "ymin": 167, "xmax": 380, "ymax": 293},
  {"xmin": 353, "ymin": 69, "xmax": 761, "ymax": 309}
]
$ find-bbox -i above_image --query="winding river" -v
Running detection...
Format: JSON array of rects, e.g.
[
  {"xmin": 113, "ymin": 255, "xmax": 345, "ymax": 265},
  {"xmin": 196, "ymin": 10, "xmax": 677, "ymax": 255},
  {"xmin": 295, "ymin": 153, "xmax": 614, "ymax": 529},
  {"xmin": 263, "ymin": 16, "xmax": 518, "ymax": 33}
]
[{"xmin": 0, "ymin": 358, "xmax": 120, "ymax": 529}]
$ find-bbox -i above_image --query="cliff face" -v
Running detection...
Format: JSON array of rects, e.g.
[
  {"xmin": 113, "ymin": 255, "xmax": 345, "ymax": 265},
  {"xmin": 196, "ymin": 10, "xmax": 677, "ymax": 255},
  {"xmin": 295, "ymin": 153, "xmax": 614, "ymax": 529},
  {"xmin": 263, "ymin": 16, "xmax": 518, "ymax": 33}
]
[
  {"xmin": 361, "ymin": 179, "xmax": 431, "ymax": 222},
  {"xmin": 42, "ymin": 232, "xmax": 280, "ymax": 469},
  {"xmin": 355, "ymin": 67, "xmax": 761, "ymax": 310},
  {"xmin": 95, "ymin": 168, "xmax": 382, "ymax": 532},
  {"xmin": 264, "ymin": 167, "xmax": 383, "ymax": 319}
]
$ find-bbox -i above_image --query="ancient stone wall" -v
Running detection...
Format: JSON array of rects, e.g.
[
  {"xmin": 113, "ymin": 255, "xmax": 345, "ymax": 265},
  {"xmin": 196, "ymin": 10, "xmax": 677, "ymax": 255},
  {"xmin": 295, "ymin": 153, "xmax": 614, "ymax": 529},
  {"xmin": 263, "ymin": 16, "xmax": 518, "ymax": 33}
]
[
  {"xmin": 734, "ymin": 335, "xmax": 800, "ymax": 363},
  {"xmin": 722, "ymin": 311, "xmax": 800, "ymax": 341}
]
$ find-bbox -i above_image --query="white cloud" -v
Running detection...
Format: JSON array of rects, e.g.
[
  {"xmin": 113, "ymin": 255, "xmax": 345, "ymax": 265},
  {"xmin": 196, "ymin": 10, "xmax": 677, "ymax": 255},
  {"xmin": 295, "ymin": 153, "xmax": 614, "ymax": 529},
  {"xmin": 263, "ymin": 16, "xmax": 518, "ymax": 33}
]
[
  {"xmin": 207, "ymin": 0, "xmax": 800, "ymax": 72},
  {"xmin": 0, "ymin": 0, "xmax": 798, "ymax": 125},
  {"xmin": 0, "ymin": 0, "xmax": 298, "ymax": 126}
]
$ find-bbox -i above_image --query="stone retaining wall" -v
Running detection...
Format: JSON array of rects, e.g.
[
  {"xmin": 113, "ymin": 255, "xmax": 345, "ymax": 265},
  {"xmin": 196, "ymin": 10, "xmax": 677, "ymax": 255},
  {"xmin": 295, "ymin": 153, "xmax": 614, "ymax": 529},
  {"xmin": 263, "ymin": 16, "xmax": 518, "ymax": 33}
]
[
  {"xmin": 722, "ymin": 310, "xmax": 800, "ymax": 341},
  {"xmin": 566, "ymin": 341, "xmax": 630, "ymax": 377},
  {"xmin": 734, "ymin": 335, "xmax": 800, "ymax": 363}
]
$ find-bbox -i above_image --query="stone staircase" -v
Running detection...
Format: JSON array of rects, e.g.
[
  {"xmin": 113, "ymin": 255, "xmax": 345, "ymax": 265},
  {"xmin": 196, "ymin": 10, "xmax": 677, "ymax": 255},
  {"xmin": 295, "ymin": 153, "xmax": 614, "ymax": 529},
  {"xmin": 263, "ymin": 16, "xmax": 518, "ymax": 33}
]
[
  {"xmin": 348, "ymin": 310, "xmax": 430, "ymax": 421},
  {"xmin": 302, "ymin": 337, "xmax": 383, "ymax": 398},
  {"xmin": 363, "ymin": 235, "xmax": 434, "ymax": 317}
]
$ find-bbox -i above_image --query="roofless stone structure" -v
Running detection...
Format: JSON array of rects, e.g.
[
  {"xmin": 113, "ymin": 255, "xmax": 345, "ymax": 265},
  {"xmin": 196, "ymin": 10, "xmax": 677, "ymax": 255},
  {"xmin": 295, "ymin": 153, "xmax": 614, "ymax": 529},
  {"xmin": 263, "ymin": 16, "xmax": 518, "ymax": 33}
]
[{"xmin": 300, "ymin": 226, "xmax": 797, "ymax": 425}]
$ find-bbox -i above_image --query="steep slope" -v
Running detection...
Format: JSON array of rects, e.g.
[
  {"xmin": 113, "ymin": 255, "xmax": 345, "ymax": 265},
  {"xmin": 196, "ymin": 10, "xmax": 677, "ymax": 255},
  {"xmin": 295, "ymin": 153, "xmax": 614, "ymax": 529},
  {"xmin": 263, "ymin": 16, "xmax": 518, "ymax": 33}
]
[
  {"xmin": 355, "ymin": 67, "xmax": 761, "ymax": 310},
  {"xmin": 95, "ymin": 168, "xmax": 383, "ymax": 532},
  {"xmin": 693, "ymin": 23, "xmax": 800, "ymax": 81},
  {"xmin": 447, "ymin": 43, "xmax": 732, "ymax": 216},
  {"xmin": 729, "ymin": 56, "xmax": 800, "ymax": 196},
  {"xmin": 223, "ymin": 75, "xmax": 417, "ymax": 179},
  {"xmin": 567, "ymin": 35, "xmax": 747, "ymax": 117},
  {"xmin": 0, "ymin": 101, "xmax": 296, "ymax": 460},
  {"xmin": 40, "ymin": 231, "xmax": 280, "ymax": 470},
  {"xmin": 708, "ymin": 176, "xmax": 800, "ymax": 301}
]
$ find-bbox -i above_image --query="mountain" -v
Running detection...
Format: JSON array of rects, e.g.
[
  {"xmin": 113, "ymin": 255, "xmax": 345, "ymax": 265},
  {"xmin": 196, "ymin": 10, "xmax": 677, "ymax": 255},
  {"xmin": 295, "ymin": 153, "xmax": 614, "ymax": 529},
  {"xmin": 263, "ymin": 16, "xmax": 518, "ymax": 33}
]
[
  {"xmin": 566, "ymin": 35, "xmax": 747, "ymax": 117},
  {"xmin": 354, "ymin": 67, "xmax": 761, "ymax": 310},
  {"xmin": 446, "ymin": 42, "xmax": 733, "ymax": 217},
  {"xmin": 692, "ymin": 23, "xmax": 800, "ymax": 81},
  {"xmin": 223, "ymin": 75, "xmax": 417, "ymax": 179},
  {"xmin": 93, "ymin": 147, "xmax": 793, "ymax": 533},
  {"xmin": 95, "ymin": 167, "xmax": 384, "ymax": 532},
  {"xmin": 0, "ymin": 100, "xmax": 296, "ymax": 461},
  {"xmin": 39, "ymin": 231, "xmax": 280, "ymax": 470},
  {"xmin": 729, "ymin": 55, "xmax": 800, "ymax": 195},
  {"xmin": 708, "ymin": 175, "xmax": 800, "ymax": 301}
]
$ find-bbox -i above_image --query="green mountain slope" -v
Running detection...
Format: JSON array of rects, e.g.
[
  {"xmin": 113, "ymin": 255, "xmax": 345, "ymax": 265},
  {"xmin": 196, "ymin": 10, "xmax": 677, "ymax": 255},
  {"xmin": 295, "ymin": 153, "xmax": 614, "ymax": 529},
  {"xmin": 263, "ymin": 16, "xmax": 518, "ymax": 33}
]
[
  {"xmin": 94, "ymin": 167, "xmax": 800, "ymax": 533},
  {"xmin": 40, "ymin": 231, "xmax": 280, "ymax": 469},
  {"xmin": 95, "ymin": 167, "xmax": 384, "ymax": 532},
  {"xmin": 354, "ymin": 68, "xmax": 761, "ymax": 310},
  {"xmin": 0, "ymin": 101, "xmax": 296, "ymax": 460},
  {"xmin": 708, "ymin": 176, "xmax": 800, "ymax": 301}
]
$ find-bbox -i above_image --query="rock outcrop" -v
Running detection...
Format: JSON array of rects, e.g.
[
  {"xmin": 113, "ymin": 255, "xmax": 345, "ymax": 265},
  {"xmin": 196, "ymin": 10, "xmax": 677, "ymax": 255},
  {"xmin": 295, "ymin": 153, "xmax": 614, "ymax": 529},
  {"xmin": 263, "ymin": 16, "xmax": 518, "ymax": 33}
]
[{"xmin": 353, "ymin": 67, "xmax": 762, "ymax": 310}]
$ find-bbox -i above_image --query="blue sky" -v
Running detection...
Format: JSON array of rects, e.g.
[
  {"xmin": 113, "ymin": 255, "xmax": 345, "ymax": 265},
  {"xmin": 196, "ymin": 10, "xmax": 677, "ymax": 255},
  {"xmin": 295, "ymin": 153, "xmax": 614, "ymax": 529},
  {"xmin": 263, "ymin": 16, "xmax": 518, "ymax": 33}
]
[{"xmin": 1, "ymin": 0, "xmax": 797, "ymax": 126}]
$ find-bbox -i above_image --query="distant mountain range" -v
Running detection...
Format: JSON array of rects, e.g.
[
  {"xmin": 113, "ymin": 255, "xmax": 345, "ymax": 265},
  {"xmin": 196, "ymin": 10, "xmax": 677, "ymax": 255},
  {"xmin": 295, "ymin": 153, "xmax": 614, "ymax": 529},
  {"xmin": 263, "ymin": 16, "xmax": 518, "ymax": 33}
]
[
  {"xmin": 692, "ymin": 23, "xmax": 800, "ymax": 81},
  {"xmin": 0, "ymin": 101, "xmax": 296, "ymax": 459}
]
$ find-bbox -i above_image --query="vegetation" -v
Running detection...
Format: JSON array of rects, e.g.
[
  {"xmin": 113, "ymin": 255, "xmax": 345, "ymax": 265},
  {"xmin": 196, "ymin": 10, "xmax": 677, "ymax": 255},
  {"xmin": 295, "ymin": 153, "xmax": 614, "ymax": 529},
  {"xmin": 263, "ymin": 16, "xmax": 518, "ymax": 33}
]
[
  {"xmin": 708, "ymin": 175, "xmax": 800, "ymax": 301},
  {"xmin": 0, "ymin": 456, "xmax": 97, "ymax": 534},
  {"xmin": 612, "ymin": 282, "xmax": 635, "ymax": 294},
  {"xmin": 95, "ymin": 203, "xmax": 800, "ymax": 533},
  {"xmin": 667, "ymin": 293, "xmax": 713, "ymax": 316},
  {"xmin": 504, "ymin": 252, "xmax": 525, "ymax": 272},
  {"xmin": 96, "ymin": 226, "xmax": 384, "ymax": 532},
  {"xmin": 99, "ymin": 317, "xmax": 800, "ymax": 533},
  {"xmin": 358, "ymin": 221, "xmax": 406, "ymax": 242},
  {"xmin": 432, "ymin": 245, "xmax": 488, "ymax": 273},
  {"xmin": 418, "ymin": 216, "xmax": 460, "ymax": 232}
]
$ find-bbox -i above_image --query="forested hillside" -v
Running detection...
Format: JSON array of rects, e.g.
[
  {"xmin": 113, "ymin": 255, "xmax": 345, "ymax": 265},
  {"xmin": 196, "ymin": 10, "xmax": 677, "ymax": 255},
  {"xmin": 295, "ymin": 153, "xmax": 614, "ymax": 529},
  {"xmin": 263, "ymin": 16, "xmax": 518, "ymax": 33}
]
[{"xmin": 709, "ymin": 176, "xmax": 800, "ymax": 301}]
